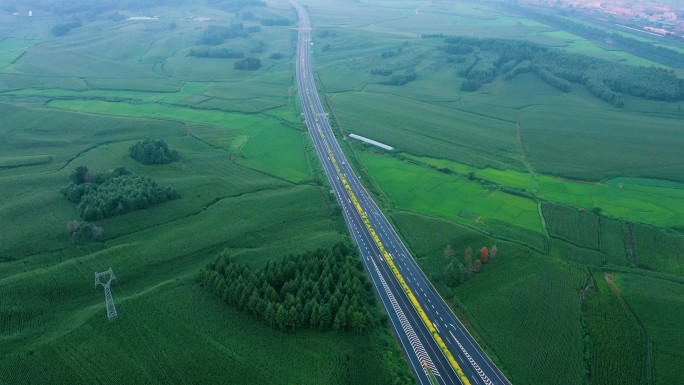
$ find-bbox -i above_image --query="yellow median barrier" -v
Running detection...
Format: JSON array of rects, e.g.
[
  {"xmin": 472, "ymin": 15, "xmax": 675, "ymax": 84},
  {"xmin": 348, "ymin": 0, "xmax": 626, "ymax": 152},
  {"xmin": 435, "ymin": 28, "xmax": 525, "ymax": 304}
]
[{"xmin": 315, "ymin": 126, "xmax": 471, "ymax": 385}]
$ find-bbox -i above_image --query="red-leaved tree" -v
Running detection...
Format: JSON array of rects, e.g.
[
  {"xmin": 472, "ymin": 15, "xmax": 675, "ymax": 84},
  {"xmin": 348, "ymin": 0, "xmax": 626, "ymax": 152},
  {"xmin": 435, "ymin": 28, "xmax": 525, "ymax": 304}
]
[{"xmin": 480, "ymin": 246, "xmax": 489, "ymax": 263}]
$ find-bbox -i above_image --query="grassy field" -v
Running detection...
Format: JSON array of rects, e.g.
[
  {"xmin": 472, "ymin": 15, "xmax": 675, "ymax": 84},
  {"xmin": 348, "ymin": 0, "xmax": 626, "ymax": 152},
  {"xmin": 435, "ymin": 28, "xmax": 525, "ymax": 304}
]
[
  {"xmin": 402, "ymin": 152, "xmax": 684, "ymax": 228},
  {"xmin": 0, "ymin": 38, "xmax": 41, "ymax": 70},
  {"xmin": 42, "ymin": 100, "xmax": 311, "ymax": 183},
  {"xmin": 0, "ymin": 2, "xmax": 415, "ymax": 384},
  {"xmin": 357, "ymin": 151, "xmax": 543, "ymax": 234},
  {"xmin": 617, "ymin": 273, "xmax": 684, "ymax": 385},
  {"xmin": 537, "ymin": 30, "xmax": 667, "ymax": 67},
  {"xmin": 585, "ymin": 273, "xmax": 643, "ymax": 385}
]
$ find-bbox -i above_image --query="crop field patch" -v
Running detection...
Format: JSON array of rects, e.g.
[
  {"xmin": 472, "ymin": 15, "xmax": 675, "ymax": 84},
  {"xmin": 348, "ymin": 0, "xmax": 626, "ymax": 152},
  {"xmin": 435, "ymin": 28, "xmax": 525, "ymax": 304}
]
[
  {"xmin": 332, "ymin": 91, "xmax": 521, "ymax": 170},
  {"xmin": 535, "ymin": 31, "xmax": 666, "ymax": 67},
  {"xmin": 0, "ymin": 155, "xmax": 52, "ymax": 168},
  {"xmin": 44, "ymin": 99, "xmax": 310, "ymax": 183},
  {"xmin": 0, "ymin": 103, "xmax": 182, "ymax": 166},
  {"xmin": 1, "ymin": 271, "xmax": 392, "ymax": 385},
  {"xmin": 359, "ymin": 152, "xmax": 543, "ymax": 233},
  {"xmin": 618, "ymin": 274, "xmax": 684, "ymax": 384},
  {"xmin": 0, "ymin": 38, "xmax": 41, "ymax": 70},
  {"xmin": 455, "ymin": 247, "xmax": 586, "ymax": 385},
  {"xmin": 585, "ymin": 274, "xmax": 643, "ymax": 385},
  {"xmin": 402, "ymin": 153, "xmax": 684, "ymax": 228},
  {"xmin": 238, "ymin": 124, "xmax": 311, "ymax": 183},
  {"xmin": 519, "ymin": 105, "xmax": 684, "ymax": 183}
]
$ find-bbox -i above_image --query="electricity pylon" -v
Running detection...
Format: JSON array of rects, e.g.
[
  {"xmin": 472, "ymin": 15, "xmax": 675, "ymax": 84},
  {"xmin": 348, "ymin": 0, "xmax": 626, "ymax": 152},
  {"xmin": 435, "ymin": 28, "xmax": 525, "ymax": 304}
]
[{"xmin": 94, "ymin": 267, "xmax": 118, "ymax": 320}]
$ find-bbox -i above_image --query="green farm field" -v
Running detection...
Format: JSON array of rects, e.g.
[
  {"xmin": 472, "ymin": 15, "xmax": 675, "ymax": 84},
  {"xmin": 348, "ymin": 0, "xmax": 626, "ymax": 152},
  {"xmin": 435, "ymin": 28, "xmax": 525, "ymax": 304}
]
[
  {"xmin": 399, "ymin": 153, "xmax": 684, "ymax": 228},
  {"xmin": 617, "ymin": 273, "xmax": 684, "ymax": 385},
  {"xmin": 358, "ymin": 151, "xmax": 543, "ymax": 234},
  {"xmin": 0, "ymin": 1, "xmax": 414, "ymax": 384}
]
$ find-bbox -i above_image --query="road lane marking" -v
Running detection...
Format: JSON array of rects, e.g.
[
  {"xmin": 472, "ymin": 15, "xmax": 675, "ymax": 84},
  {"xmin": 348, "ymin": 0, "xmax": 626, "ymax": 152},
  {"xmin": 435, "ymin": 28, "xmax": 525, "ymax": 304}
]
[{"xmin": 449, "ymin": 331, "xmax": 494, "ymax": 385}]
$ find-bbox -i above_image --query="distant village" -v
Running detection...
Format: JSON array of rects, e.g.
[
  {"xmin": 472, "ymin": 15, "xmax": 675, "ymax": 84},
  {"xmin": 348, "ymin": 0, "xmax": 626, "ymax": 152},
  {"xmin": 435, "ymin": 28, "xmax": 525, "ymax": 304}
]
[{"xmin": 523, "ymin": 0, "xmax": 684, "ymax": 39}]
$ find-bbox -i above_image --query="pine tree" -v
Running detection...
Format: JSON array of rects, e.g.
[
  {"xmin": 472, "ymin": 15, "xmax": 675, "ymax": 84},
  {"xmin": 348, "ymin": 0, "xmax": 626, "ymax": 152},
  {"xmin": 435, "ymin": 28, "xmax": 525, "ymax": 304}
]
[{"xmin": 275, "ymin": 305, "xmax": 287, "ymax": 331}]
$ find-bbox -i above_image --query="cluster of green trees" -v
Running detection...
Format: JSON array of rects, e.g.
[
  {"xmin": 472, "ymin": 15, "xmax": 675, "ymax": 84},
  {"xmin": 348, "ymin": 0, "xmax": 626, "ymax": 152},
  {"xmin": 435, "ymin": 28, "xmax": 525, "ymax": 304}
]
[
  {"xmin": 369, "ymin": 68, "xmax": 393, "ymax": 76},
  {"xmin": 511, "ymin": 6, "xmax": 684, "ymax": 68},
  {"xmin": 234, "ymin": 57, "xmax": 261, "ymax": 70},
  {"xmin": 381, "ymin": 70, "xmax": 417, "ymax": 86},
  {"xmin": 439, "ymin": 36, "xmax": 684, "ymax": 105},
  {"xmin": 250, "ymin": 40, "xmax": 265, "ymax": 54},
  {"xmin": 61, "ymin": 166, "xmax": 180, "ymax": 221},
  {"xmin": 52, "ymin": 19, "xmax": 81, "ymax": 36},
  {"xmin": 188, "ymin": 47, "xmax": 245, "ymax": 59},
  {"xmin": 66, "ymin": 219, "xmax": 103, "ymax": 244},
  {"xmin": 380, "ymin": 47, "xmax": 403, "ymax": 59},
  {"xmin": 202, "ymin": 243, "xmax": 379, "ymax": 333},
  {"xmin": 129, "ymin": 138, "xmax": 178, "ymax": 165},
  {"xmin": 198, "ymin": 24, "xmax": 255, "ymax": 46},
  {"xmin": 443, "ymin": 245, "xmax": 497, "ymax": 287},
  {"xmin": 316, "ymin": 30, "xmax": 335, "ymax": 38},
  {"xmin": 442, "ymin": 43, "xmax": 474, "ymax": 55},
  {"xmin": 260, "ymin": 18, "xmax": 292, "ymax": 26}
]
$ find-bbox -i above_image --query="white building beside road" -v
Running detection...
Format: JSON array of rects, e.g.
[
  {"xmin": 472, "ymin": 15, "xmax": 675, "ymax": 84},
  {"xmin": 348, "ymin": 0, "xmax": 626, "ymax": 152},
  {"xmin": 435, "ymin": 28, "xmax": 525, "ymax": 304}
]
[{"xmin": 349, "ymin": 133, "xmax": 394, "ymax": 151}]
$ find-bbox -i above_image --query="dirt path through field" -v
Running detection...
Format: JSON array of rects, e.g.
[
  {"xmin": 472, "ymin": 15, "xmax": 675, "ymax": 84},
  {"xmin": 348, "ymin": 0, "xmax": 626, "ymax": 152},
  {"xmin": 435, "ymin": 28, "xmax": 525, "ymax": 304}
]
[
  {"xmin": 626, "ymin": 224, "xmax": 638, "ymax": 267},
  {"xmin": 516, "ymin": 122, "xmax": 536, "ymax": 178},
  {"xmin": 516, "ymin": 120, "xmax": 550, "ymax": 239}
]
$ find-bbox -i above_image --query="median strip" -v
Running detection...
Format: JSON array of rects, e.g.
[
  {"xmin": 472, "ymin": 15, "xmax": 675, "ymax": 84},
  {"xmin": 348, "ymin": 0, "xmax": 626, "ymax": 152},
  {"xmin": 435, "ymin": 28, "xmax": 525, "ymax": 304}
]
[{"xmin": 313, "ymin": 121, "xmax": 472, "ymax": 385}]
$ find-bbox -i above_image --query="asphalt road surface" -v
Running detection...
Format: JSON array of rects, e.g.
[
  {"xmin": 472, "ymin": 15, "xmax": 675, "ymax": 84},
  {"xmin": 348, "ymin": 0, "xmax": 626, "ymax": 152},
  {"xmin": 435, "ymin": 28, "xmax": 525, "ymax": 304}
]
[{"xmin": 289, "ymin": 2, "xmax": 512, "ymax": 384}]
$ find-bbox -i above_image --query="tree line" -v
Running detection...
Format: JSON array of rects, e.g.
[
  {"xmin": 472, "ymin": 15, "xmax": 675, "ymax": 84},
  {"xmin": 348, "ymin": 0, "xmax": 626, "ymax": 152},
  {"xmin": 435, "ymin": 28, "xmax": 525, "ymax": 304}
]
[
  {"xmin": 439, "ymin": 36, "xmax": 684, "ymax": 106},
  {"xmin": 381, "ymin": 70, "xmax": 417, "ymax": 86},
  {"xmin": 61, "ymin": 166, "xmax": 180, "ymax": 221},
  {"xmin": 369, "ymin": 68, "xmax": 393, "ymax": 76},
  {"xmin": 188, "ymin": 47, "xmax": 245, "ymax": 59},
  {"xmin": 234, "ymin": 57, "xmax": 261, "ymax": 70},
  {"xmin": 198, "ymin": 23, "xmax": 255, "ymax": 46},
  {"xmin": 260, "ymin": 18, "xmax": 292, "ymax": 26},
  {"xmin": 202, "ymin": 242, "xmax": 379, "ymax": 333}
]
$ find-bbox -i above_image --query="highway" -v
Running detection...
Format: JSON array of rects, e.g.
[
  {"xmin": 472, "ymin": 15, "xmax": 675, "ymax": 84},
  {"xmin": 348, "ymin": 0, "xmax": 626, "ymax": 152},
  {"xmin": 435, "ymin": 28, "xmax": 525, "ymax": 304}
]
[{"xmin": 289, "ymin": 2, "xmax": 512, "ymax": 384}]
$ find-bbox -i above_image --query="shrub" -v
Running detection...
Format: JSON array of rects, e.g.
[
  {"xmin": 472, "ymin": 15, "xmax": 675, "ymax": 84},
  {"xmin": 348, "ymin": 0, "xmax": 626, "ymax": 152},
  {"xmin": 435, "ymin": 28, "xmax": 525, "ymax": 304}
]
[
  {"xmin": 233, "ymin": 57, "xmax": 261, "ymax": 70},
  {"xmin": 129, "ymin": 138, "xmax": 178, "ymax": 165},
  {"xmin": 70, "ymin": 221, "xmax": 103, "ymax": 244},
  {"xmin": 61, "ymin": 166, "xmax": 179, "ymax": 220}
]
